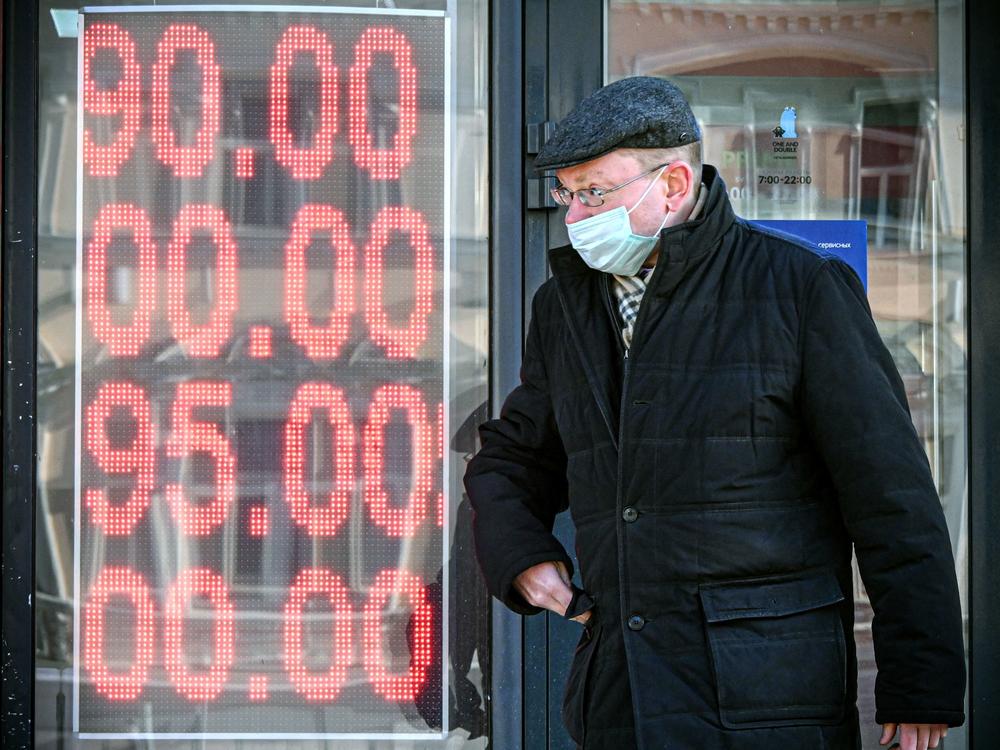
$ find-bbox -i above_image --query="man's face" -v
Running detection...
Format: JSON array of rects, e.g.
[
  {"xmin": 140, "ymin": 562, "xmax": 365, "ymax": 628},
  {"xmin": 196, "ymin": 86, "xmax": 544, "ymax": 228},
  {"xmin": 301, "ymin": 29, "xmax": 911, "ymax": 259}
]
[{"xmin": 555, "ymin": 150, "xmax": 692, "ymax": 237}]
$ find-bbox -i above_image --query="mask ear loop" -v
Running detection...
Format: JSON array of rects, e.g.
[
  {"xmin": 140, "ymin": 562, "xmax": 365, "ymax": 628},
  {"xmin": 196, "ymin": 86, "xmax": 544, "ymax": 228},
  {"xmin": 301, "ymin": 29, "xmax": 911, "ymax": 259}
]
[
  {"xmin": 651, "ymin": 207, "xmax": 670, "ymax": 236},
  {"xmin": 627, "ymin": 164, "xmax": 672, "ymax": 238},
  {"xmin": 626, "ymin": 163, "xmax": 670, "ymax": 215}
]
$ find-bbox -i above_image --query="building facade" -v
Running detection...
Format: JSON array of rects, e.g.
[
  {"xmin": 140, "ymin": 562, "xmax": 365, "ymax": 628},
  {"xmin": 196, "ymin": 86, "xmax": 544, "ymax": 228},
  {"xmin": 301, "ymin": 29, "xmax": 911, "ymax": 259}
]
[{"xmin": 3, "ymin": 0, "xmax": 998, "ymax": 748}]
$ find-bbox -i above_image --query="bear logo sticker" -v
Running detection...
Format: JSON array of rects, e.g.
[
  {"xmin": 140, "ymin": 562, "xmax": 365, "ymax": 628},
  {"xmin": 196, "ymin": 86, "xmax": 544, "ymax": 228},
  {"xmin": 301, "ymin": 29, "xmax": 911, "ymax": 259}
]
[{"xmin": 778, "ymin": 106, "xmax": 798, "ymax": 138}]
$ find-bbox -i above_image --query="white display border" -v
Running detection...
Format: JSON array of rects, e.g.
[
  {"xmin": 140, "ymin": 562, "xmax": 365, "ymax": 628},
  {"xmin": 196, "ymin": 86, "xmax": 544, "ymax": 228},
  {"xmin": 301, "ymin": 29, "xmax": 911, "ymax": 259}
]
[
  {"xmin": 71, "ymin": 8, "xmax": 85, "ymax": 737},
  {"xmin": 86, "ymin": 5, "xmax": 447, "ymax": 17},
  {"xmin": 441, "ymin": 1, "xmax": 454, "ymax": 741},
  {"xmin": 73, "ymin": 4, "xmax": 453, "ymax": 741}
]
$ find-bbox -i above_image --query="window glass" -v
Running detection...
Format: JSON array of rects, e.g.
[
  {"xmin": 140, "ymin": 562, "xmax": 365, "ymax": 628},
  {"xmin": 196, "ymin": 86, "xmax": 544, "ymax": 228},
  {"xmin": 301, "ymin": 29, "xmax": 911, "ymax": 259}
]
[
  {"xmin": 607, "ymin": 2, "xmax": 967, "ymax": 747},
  {"xmin": 35, "ymin": 1, "xmax": 490, "ymax": 746}
]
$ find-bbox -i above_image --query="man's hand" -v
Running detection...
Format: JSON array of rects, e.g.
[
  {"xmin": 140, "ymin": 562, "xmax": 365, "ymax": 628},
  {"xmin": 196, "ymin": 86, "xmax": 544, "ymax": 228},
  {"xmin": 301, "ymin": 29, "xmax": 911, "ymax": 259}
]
[
  {"xmin": 513, "ymin": 561, "xmax": 592, "ymax": 624},
  {"xmin": 879, "ymin": 722, "xmax": 948, "ymax": 750}
]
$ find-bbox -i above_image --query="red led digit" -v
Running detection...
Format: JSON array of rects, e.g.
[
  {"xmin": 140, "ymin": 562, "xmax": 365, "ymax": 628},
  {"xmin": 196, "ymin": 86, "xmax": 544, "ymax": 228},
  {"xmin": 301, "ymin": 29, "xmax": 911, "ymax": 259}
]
[
  {"xmin": 235, "ymin": 147, "xmax": 255, "ymax": 179},
  {"xmin": 166, "ymin": 204, "xmax": 238, "ymax": 358},
  {"xmin": 284, "ymin": 204, "xmax": 356, "ymax": 360},
  {"xmin": 283, "ymin": 568, "xmax": 353, "ymax": 701},
  {"xmin": 436, "ymin": 401, "xmax": 445, "ymax": 528},
  {"xmin": 348, "ymin": 27, "xmax": 418, "ymax": 180},
  {"xmin": 364, "ymin": 206, "xmax": 435, "ymax": 359},
  {"xmin": 248, "ymin": 505, "xmax": 270, "ymax": 536},
  {"xmin": 82, "ymin": 23, "xmax": 141, "ymax": 177},
  {"xmin": 165, "ymin": 381, "xmax": 236, "ymax": 536},
  {"xmin": 84, "ymin": 382, "xmax": 155, "ymax": 536},
  {"xmin": 270, "ymin": 25, "xmax": 338, "ymax": 179},
  {"xmin": 164, "ymin": 568, "xmax": 234, "ymax": 701},
  {"xmin": 248, "ymin": 675, "xmax": 269, "ymax": 702},
  {"xmin": 248, "ymin": 326, "xmax": 274, "ymax": 358},
  {"xmin": 86, "ymin": 203, "xmax": 157, "ymax": 357},
  {"xmin": 284, "ymin": 382, "xmax": 353, "ymax": 536},
  {"xmin": 82, "ymin": 566, "xmax": 155, "ymax": 701},
  {"xmin": 362, "ymin": 383, "xmax": 434, "ymax": 538},
  {"xmin": 363, "ymin": 568, "xmax": 433, "ymax": 701},
  {"xmin": 151, "ymin": 24, "xmax": 221, "ymax": 177}
]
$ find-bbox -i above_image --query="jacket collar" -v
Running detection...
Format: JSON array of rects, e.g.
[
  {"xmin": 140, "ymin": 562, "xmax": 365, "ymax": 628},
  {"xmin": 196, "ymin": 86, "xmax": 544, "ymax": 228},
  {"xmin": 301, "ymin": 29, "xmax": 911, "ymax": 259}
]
[
  {"xmin": 547, "ymin": 163, "xmax": 735, "ymax": 299},
  {"xmin": 546, "ymin": 165, "xmax": 736, "ymax": 448}
]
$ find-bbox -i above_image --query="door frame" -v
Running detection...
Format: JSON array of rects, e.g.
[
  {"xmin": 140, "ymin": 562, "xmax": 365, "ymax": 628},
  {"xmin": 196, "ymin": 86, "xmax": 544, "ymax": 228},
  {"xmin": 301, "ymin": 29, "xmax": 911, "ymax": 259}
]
[
  {"xmin": 488, "ymin": 0, "xmax": 527, "ymax": 746},
  {"xmin": 1, "ymin": 0, "xmax": 39, "ymax": 746},
  {"xmin": 966, "ymin": 0, "xmax": 1000, "ymax": 746}
]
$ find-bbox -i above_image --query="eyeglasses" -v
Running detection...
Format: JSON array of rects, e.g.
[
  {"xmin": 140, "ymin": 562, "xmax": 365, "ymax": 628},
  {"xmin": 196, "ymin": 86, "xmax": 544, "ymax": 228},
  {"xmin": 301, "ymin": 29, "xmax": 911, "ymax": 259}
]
[{"xmin": 549, "ymin": 162, "xmax": 671, "ymax": 208}]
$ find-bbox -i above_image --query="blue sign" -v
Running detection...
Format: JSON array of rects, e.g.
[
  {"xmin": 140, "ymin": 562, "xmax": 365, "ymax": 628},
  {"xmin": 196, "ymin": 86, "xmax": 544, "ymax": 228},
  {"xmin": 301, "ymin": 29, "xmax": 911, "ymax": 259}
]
[
  {"xmin": 778, "ymin": 106, "xmax": 798, "ymax": 138},
  {"xmin": 751, "ymin": 220, "xmax": 868, "ymax": 291}
]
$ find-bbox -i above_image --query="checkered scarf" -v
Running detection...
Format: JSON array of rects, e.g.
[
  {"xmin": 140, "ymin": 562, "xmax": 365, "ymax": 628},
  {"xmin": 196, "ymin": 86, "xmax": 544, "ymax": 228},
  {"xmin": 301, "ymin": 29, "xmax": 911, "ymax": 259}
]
[
  {"xmin": 611, "ymin": 183, "xmax": 706, "ymax": 349},
  {"xmin": 613, "ymin": 269, "xmax": 652, "ymax": 350}
]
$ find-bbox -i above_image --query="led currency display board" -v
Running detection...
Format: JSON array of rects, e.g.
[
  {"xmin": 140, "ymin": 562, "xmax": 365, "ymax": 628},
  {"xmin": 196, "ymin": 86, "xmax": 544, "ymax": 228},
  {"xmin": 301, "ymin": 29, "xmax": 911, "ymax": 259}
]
[{"xmin": 74, "ymin": 6, "xmax": 450, "ymax": 739}]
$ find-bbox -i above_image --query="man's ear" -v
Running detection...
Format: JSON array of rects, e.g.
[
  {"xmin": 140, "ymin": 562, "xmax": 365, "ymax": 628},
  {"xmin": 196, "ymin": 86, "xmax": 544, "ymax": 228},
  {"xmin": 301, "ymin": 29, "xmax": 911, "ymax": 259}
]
[{"xmin": 663, "ymin": 161, "xmax": 695, "ymax": 212}]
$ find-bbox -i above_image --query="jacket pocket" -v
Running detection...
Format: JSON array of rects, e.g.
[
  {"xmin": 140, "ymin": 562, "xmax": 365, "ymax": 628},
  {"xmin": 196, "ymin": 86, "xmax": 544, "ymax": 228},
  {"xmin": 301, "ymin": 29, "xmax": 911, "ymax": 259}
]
[
  {"xmin": 561, "ymin": 620, "xmax": 601, "ymax": 745},
  {"xmin": 699, "ymin": 570, "xmax": 847, "ymax": 729}
]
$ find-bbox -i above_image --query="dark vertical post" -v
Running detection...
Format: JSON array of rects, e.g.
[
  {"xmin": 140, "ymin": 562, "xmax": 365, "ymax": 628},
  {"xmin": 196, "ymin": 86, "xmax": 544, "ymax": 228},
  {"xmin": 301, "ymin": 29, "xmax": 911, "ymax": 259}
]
[
  {"xmin": 490, "ymin": 0, "xmax": 526, "ymax": 748},
  {"xmin": 967, "ymin": 0, "xmax": 1000, "ymax": 746},
  {"xmin": 540, "ymin": 0, "xmax": 605, "ymax": 750},
  {"xmin": 522, "ymin": 1, "xmax": 551, "ymax": 745},
  {"xmin": 1, "ymin": 0, "xmax": 38, "ymax": 747}
]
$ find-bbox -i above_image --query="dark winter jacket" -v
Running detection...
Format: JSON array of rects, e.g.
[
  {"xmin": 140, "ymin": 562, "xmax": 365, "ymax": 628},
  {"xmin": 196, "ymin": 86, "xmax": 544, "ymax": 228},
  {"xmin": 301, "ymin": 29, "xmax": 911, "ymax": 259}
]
[{"xmin": 464, "ymin": 165, "xmax": 966, "ymax": 749}]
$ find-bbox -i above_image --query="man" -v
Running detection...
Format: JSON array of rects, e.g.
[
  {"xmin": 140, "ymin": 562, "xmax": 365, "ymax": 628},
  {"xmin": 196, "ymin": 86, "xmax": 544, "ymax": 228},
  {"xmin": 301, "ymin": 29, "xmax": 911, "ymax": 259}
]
[{"xmin": 463, "ymin": 77, "xmax": 966, "ymax": 750}]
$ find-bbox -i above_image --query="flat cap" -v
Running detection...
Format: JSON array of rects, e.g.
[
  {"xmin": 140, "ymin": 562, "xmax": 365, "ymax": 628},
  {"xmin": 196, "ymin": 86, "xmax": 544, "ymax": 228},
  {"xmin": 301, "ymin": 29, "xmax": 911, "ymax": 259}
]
[{"xmin": 534, "ymin": 76, "xmax": 700, "ymax": 172}]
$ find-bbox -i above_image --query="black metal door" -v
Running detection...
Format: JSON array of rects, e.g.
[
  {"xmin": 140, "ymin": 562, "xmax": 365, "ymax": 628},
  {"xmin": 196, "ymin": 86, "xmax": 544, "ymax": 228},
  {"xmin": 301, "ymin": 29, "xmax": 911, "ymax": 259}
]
[
  {"xmin": 486, "ymin": 1, "xmax": 604, "ymax": 747},
  {"xmin": 523, "ymin": 2, "xmax": 604, "ymax": 747}
]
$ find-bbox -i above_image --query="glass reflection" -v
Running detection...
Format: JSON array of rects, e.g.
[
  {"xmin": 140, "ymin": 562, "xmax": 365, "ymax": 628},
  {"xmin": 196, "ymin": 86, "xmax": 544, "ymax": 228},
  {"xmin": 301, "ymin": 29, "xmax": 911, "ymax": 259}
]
[{"xmin": 606, "ymin": 2, "xmax": 967, "ymax": 748}]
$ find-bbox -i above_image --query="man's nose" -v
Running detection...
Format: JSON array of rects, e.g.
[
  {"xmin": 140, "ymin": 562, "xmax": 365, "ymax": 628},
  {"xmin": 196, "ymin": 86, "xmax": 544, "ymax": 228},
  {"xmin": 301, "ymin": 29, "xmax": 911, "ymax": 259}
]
[{"xmin": 564, "ymin": 199, "xmax": 592, "ymax": 224}]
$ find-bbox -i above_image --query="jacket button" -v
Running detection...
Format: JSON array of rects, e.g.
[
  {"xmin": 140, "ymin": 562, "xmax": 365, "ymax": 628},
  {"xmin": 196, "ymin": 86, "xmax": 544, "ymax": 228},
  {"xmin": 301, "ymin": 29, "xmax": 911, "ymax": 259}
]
[
  {"xmin": 622, "ymin": 506, "xmax": 639, "ymax": 522},
  {"xmin": 627, "ymin": 614, "xmax": 645, "ymax": 631}
]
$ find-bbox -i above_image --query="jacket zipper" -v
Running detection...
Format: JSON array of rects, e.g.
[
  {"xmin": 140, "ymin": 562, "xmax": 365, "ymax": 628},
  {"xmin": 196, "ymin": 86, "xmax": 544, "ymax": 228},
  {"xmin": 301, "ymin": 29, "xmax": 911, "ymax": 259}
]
[
  {"xmin": 601, "ymin": 275, "xmax": 627, "ymax": 359},
  {"xmin": 606, "ymin": 269, "xmax": 657, "ymax": 750}
]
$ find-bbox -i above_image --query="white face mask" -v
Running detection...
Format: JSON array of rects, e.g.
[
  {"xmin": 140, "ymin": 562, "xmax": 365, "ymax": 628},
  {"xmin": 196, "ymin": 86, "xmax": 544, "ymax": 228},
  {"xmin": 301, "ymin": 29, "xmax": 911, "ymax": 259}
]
[{"xmin": 566, "ymin": 165, "xmax": 670, "ymax": 276}]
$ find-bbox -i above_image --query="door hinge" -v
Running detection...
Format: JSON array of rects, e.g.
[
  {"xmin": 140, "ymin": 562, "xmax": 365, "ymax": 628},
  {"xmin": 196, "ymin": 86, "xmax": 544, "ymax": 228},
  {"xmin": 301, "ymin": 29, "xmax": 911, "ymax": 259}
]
[
  {"xmin": 526, "ymin": 121, "xmax": 558, "ymax": 209},
  {"xmin": 526, "ymin": 120, "xmax": 557, "ymax": 155}
]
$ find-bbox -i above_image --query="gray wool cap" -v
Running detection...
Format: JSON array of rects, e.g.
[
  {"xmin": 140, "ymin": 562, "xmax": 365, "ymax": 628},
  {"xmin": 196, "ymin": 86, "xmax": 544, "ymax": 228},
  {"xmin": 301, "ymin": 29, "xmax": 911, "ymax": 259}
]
[{"xmin": 534, "ymin": 76, "xmax": 700, "ymax": 172}]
